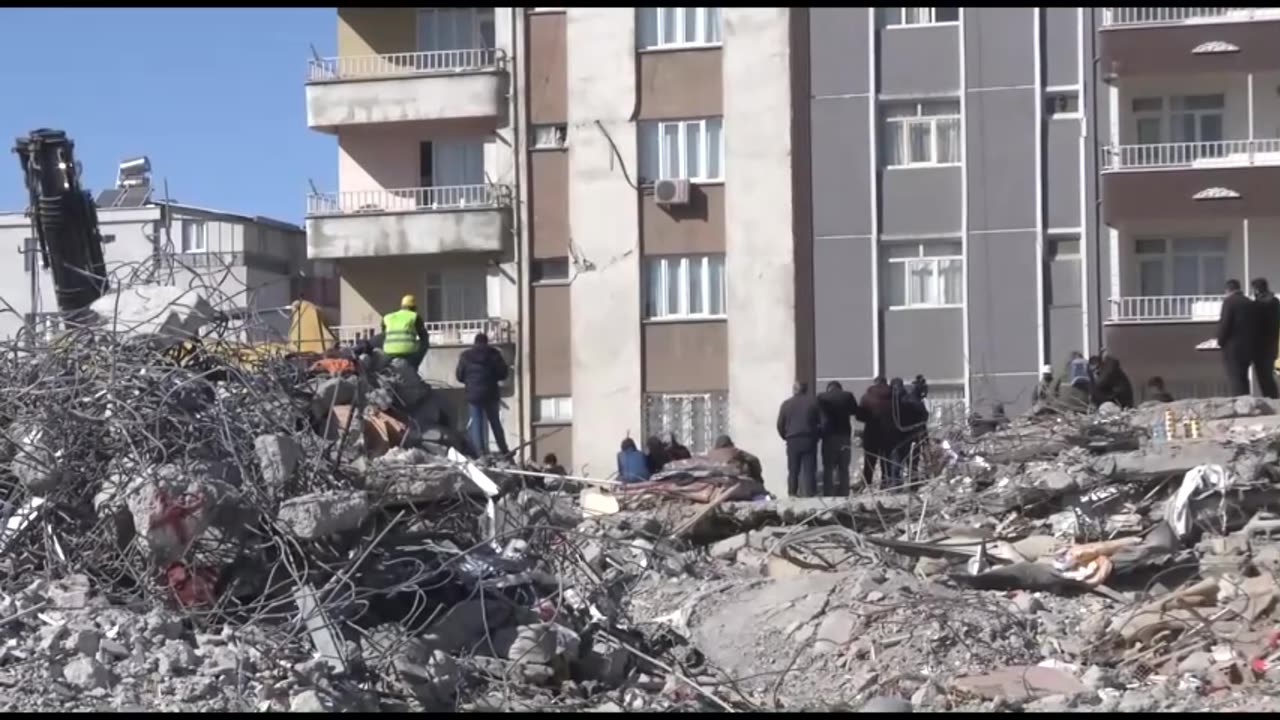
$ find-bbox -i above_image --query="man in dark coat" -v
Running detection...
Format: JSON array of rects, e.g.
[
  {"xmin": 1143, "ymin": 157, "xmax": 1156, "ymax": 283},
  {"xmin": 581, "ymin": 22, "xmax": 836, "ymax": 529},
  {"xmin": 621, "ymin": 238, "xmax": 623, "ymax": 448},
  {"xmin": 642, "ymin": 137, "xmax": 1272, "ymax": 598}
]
[
  {"xmin": 859, "ymin": 377, "xmax": 893, "ymax": 489},
  {"xmin": 817, "ymin": 381, "xmax": 863, "ymax": 497},
  {"xmin": 1218, "ymin": 279, "xmax": 1255, "ymax": 397},
  {"xmin": 888, "ymin": 377, "xmax": 928, "ymax": 488},
  {"xmin": 776, "ymin": 382, "xmax": 822, "ymax": 497},
  {"xmin": 455, "ymin": 333, "xmax": 510, "ymax": 456},
  {"xmin": 1090, "ymin": 349, "xmax": 1134, "ymax": 409},
  {"xmin": 1251, "ymin": 277, "xmax": 1280, "ymax": 399}
]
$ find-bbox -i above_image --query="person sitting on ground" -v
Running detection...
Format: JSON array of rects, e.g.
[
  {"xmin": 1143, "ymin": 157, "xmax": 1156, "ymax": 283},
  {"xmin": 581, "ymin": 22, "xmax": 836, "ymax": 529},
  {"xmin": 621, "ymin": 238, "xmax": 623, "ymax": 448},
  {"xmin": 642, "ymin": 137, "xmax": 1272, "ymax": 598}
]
[
  {"xmin": 662, "ymin": 432, "xmax": 692, "ymax": 462},
  {"xmin": 1091, "ymin": 348, "xmax": 1134, "ymax": 409},
  {"xmin": 543, "ymin": 453, "xmax": 566, "ymax": 476},
  {"xmin": 644, "ymin": 435, "xmax": 670, "ymax": 475},
  {"xmin": 1145, "ymin": 376, "xmax": 1175, "ymax": 404},
  {"xmin": 616, "ymin": 438, "xmax": 651, "ymax": 483},
  {"xmin": 705, "ymin": 434, "xmax": 764, "ymax": 484}
]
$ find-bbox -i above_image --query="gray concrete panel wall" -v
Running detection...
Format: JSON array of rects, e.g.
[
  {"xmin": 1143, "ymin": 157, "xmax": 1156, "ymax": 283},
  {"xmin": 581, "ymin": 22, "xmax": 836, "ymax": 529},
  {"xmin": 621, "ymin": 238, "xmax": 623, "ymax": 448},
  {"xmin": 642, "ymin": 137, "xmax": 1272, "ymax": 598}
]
[
  {"xmin": 1083, "ymin": 7, "xmax": 1106, "ymax": 352},
  {"xmin": 966, "ymin": 89, "xmax": 1037, "ymax": 232},
  {"xmin": 1046, "ymin": 119, "xmax": 1082, "ymax": 230},
  {"xmin": 880, "ymin": 167, "xmax": 962, "ymax": 236},
  {"xmin": 970, "ymin": 372, "xmax": 1039, "ymax": 416},
  {"xmin": 1043, "ymin": 8, "xmax": 1079, "ymax": 88},
  {"xmin": 811, "ymin": 97, "xmax": 872, "ymax": 238},
  {"xmin": 813, "ymin": 236, "xmax": 876, "ymax": 380},
  {"xmin": 809, "ymin": 8, "xmax": 868, "ymax": 97},
  {"xmin": 968, "ymin": 230, "xmax": 1040, "ymax": 376},
  {"xmin": 879, "ymin": 25, "xmax": 960, "ymax": 97},
  {"xmin": 882, "ymin": 308, "xmax": 964, "ymax": 380},
  {"xmin": 964, "ymin": 8, "xmax": 1035, "ymax": 89}
]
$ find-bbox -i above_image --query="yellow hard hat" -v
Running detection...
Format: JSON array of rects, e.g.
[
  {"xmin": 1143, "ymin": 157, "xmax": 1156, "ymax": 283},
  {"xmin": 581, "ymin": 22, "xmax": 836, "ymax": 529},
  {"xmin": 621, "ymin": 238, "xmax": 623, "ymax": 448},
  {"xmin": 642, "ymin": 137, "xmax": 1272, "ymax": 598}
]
[{"xmin": 401, "ymin": 294, "xmax": 416, "ymax": 309}]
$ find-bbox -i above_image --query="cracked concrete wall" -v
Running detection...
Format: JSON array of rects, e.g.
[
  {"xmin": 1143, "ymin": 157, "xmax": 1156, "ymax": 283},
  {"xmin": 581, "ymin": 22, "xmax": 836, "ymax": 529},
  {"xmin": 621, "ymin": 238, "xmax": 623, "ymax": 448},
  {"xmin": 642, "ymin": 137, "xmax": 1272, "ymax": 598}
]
[
  {"xmin": 565, "ymin": 8, "xmax": 643, "ymax": 476},
  {"xmin": 724, "ymin": 8, "xmax": 799, "ymax": 494}
]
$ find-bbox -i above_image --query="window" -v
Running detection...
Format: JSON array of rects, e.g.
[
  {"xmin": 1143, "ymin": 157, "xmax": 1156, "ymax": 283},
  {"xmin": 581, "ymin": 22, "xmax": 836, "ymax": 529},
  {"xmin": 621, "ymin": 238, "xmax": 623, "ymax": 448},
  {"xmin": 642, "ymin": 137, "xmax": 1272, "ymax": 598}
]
[
  {"xmin": 637, "ymin": 8, "xmax": 722, "ymax": 49},
  {"xmin": 421, "ymin": 140, "xmax": 486, "ymax": 188},
  {"xmin": 417, "ymin": 7, "xmax": 495, "ymax": 53},
  {"xmin": 882, "ymin": 101, "xmax": 961, "ymax": 167},
  {"xmin": 1131, "ymin": 94, "xmax": 1225, "ymax": 145},
  {"xmin": 534, "ymin": 396, "xmax": 573, "ymax": 424},
  {"xmin": 638, "ymin": 118, "xmax": 724, "ymax": 183},
  {"xmin": 1045, "ymin": 91, "xmax": 1080, "ymax": 117},
  {"xmin": 425, "ymin": 269, "xmax": 487, "ymax": 322},
  {"xmin": 180, "ymin": 220, "xmax": 206, "ymax": 253},
  {"xmin": 531, "ymin": 124, "xmax": 568, "ymax": 150},
  {"xmin": 645, "ymin": 255, "xmax": 726, "ymax": 319},
  {"xmin": 22, "ymin": 237, "xmax": 37, "ymax": 273},
  {"xmin": 644, "ymin": 392, "xmax": 729, "ymax": 456},
  {"xmin": 883, "ymin": 241, "xmax": 963, "ymax": 308},
  {"xmin": 532, "ymin": 258, "xmax": 570, "ymax": 284},
  {"xmin": 1135, "ymin": 237, "xmax": 1226, "ymax": 297},
  {"xmin": 880, "ymin": 7, "xmax": 960, "ymax": 26}
]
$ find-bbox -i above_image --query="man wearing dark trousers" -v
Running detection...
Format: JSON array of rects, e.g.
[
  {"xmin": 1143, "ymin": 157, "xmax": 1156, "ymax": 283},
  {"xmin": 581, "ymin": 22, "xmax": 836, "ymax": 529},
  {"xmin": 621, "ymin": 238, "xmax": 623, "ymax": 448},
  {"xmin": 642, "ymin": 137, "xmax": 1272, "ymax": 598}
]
[
  {"xmin": 455, "ymin": 333, "xmax": 511, "ymax": 457},
  {"xmin": 776, "ymin": 382, "xmax": 822, "ymax": 498},
  {"xmin": 817, "ymin": 381, "xmax": 863, "ymax": 497},
  {"xmin": 1251, "ymin": 277, "xmax": 1280, "ymax": 399},
  {"xmin": 1218, "ymin": 279, "xmax": 1255, "ymax": 397}
]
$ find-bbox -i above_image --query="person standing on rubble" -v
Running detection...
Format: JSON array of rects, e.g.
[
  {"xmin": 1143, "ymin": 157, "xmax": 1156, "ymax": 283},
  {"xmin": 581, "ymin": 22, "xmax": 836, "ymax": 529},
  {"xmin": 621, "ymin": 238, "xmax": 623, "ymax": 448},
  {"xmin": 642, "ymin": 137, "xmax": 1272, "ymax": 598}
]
[
  {"xmin": 380, "ymin": 294, "xmax": 431, "ymax": 371},
  {"xmin": 1250, "ymin": 277, "xmax": 1280, "ymax": 399},
  {"xmin": 1218, "ymin": 279, "xmax": 1256, "ymax": 397},
  {"xmin": 455, "ymin": 333, "xmax": 511, "ymax": 456},
  {"xmin": 817, "ymin": 381, "xmax": 863, "ymax": 497},
  {"xmin": 860, "ymin": 377, "xmax": 893, "ymax": 488},
  {"xmin": 888, "ymin": 377, "xmax": 928, "ymax": 489},
  {"xmin": 776, "ymin": 382, "xmax": 822, "ymax": 497}
]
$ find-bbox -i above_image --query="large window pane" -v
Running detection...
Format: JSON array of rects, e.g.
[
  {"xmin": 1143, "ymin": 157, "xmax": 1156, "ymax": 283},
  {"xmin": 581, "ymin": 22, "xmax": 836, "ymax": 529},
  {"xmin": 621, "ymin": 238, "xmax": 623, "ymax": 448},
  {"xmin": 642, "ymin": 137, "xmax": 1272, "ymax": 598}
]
[
  {"xmin": 667, "ymin": 259, "xmax": 683, "ymax": 315},
  {"xmin": 908, "ymin": 121, "xmax": 932, "ymax": 163},
  {"xmin": 1171, "ymin": 256, "xmax": 1200, "ymax": 295},
  {"xmin": 640, "ymin": 122, "xmax": 661, "ymax": 183},
  {"xmin": 1136, "ymin": 117, "xmax": 1162, "ymax": 145},
  {"xmin": 661, "ymin": 123, "xmax": 680, "ymax": 179},
  {"xmin": 688, "ymin": 258, "xmax": 705, "ymax": 314},
  {"xmin": 661, "ymin": 7, "xmax": 676, "ymax": 45},
  {"xmin": 646, "ymin": 260, "xmax": 664, "ymax": 316},
  {"xmin": 939, "ymin": 259, "xmax": 963, "ymax": 304},
  {"xmin": 706, "ymin": 7, "xmax": 721, "ymax": 42},
  {"xmin": 706, "ymin": 119, "xmax": 722, "ymax": 178},
  {"xmin": 1202, "ymin": 256, "xmax": 1226, "ymax": 292},
  {"xmin": 683, "ymin": 7, "xmax": 698, "ymax": 43},
  {"xmin": 707, "ymin": 257, "xmax": 724, "ymax": 314},
  {"xmin": 1138, "ymin": 259, "xmax": 1164, "ymax": 296},
  {"xmin": 685, "ymin": 121, "xmax": 702, "ymax": 179},
  {"xmin": 883, "ymin": 121, "xmax": 905, "ymax": 166},
  {"xmin": 1199, "ymin": 114, "xmax": 1223, "ymax": 143},
  {"xmin": 886, "ymin": 261, "xmax": 907, "ymax": 306},
  {"xmin": 908, "ymin": 259, "xmax": 933, "ymax": 304},
  {"xmin": 637, "ymin": 8, "xmax": 658, "ymax": 48}
]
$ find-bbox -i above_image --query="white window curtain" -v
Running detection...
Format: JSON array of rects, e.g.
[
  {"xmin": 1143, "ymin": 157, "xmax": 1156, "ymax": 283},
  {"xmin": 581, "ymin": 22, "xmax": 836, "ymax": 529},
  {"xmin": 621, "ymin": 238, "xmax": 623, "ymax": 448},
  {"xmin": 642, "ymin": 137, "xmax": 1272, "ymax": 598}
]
[
  {"xmin": 883, "ymin": 102, "xmax": 960, "ymax": 167},
  {"xmin": 645, "ymin": 255, "xmax": 727, "ymax": 318},
  {"xmin": 425, "ymin": 269, "xmax": 488, "ymax": 322},
  {"xmin": 884, "ymin": 242, "xmax": 963, "ymax": 308},
  {"xmin": 641, "ymin": 118, "xmax": 724, "ymax": 182}
]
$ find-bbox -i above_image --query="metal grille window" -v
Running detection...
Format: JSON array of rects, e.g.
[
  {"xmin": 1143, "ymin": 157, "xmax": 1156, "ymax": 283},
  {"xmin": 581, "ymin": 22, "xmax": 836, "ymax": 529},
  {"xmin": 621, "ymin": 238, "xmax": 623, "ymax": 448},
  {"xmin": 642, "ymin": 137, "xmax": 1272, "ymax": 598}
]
[
  {"xmin": 883, "ymin": 241, "xmax": 963, "ymax": 308},
  {"xmin": 645, "ymin": 255, "xmax": 726, "ymax": 319},
  {"xmin": 639, "ymin": 118, "xmax": 724, "ymax": 183},
  {"xmin": 637, "ymin": 7, "xmax": 722, "ymax": 49},
  {"xmin": 882, "ymin": 101, "xmax": 961, "ymax": 167},
  {"xmin": 880, "ymin": 7, "xmax": 960, "ymax": 26},
  {"xmin": 924, "ymin": 383, "xmax": 966, "ymax": 432},
  {"xmin": 644, "ymin": 392, "xmax": 729, "ymax": 456}
]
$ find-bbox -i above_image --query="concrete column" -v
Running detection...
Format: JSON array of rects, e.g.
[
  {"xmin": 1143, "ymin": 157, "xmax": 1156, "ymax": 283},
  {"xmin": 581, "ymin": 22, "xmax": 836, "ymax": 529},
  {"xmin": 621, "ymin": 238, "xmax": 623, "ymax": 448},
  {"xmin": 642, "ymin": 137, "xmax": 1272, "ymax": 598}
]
[
  {"xmin": 723, "ymin": 8, "xmax": 797, "ymax": 494},
  {"xmin": 565, "ymin": 9, "xmax": 643, "ymax": 477}
]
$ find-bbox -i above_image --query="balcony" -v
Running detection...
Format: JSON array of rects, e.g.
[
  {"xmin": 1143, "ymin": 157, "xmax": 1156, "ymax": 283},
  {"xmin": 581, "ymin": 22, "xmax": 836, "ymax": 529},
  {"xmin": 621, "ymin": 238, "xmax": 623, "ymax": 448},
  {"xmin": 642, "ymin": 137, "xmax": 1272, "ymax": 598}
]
[
  {"xmin": 304, "ymin": 49, "xmax": 507, "ymax": 131},
  {"xmin": 1100, "ymin": 8, "xmax": 1280, "ymax": 78},
  {"xmin": 1107, "ymin": 294, "xmax": 1222, "ymax": 324},
  {"xmin": 1101, "ymin": 140, "xmax": 1280, "ymax": 222},
  {"xmin": 304, "ymin": 184, "xmax": 510, "ymax": 260},
  {"xmin": 333, "ymin": 318, "xmax": 514, "ymax": 347}
]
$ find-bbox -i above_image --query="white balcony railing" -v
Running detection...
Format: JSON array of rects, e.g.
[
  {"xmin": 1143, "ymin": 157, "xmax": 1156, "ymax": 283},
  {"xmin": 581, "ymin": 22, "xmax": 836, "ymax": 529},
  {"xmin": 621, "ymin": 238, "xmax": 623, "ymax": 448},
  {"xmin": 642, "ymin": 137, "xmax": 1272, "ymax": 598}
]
[
  {"xmin": 1102, "ymin": 139, "xmax": 1280, "ymax": 171},
  {"xmin": 333, "ymin": 318, "xmax": 514, "ymax": 347},
  {"xmin": 306, "ymin": 185, "xmax": 506, "ymax": 217},
  {"xmin": 306, "ymin": 49, "xmax": 503, "ymax": 83},
  {"xmin": 1108, "ymin": 295, "xmax": 1222, "ymax": 323},
  {"xmin": 1101, "ymin": 7, "xmax": 1269, "ymax": 27}
]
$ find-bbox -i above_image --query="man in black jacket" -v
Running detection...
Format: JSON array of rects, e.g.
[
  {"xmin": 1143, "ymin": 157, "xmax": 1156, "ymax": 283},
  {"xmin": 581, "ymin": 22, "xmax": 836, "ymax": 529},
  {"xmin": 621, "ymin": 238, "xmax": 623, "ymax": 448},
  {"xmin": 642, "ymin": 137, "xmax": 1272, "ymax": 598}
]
[
  {"xmin": 1251, "ymin": 278, "xmax": 1280, "ymax": 399},
  {"xmin": 455, "ymin": 333, "xmax": 510, "ymax": 456},
  {"xmin": 817, "ymin": 381, "xmax": 863, "ymax": 497},
  {"xmin": 1218, "ymin": 279, "xmax": 1255, "ymax": 397},
  {"xmin": 776, "ymin": 382, "xmax": 822, "ymax": 497}
]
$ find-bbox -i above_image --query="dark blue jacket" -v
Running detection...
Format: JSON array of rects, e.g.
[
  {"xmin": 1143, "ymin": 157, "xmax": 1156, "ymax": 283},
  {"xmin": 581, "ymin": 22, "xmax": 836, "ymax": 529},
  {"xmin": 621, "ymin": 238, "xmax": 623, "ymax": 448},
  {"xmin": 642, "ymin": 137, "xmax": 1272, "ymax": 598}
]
[
  {"xmin": 616, "ymin": 449, "xmax": 651, "ymax": 483},
  {"xmin": 455, "ymin": 345, "xmax": 509, "ymax": 403}
]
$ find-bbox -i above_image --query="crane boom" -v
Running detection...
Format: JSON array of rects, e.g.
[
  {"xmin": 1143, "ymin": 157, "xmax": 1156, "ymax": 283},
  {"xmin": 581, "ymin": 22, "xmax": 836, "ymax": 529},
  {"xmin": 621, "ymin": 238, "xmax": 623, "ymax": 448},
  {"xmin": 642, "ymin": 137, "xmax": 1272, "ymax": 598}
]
[{"xmin": 13, "ymin": 129, "xmax": 109, "ymax": 315}]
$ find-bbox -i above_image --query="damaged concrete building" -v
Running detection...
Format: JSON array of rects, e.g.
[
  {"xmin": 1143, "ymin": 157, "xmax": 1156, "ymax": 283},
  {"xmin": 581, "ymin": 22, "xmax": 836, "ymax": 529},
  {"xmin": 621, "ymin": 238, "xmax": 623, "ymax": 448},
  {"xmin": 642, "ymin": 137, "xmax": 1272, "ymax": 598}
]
[{"xmin": 303, "ymin": 7, "xmax": 1280, "ymax": 493}]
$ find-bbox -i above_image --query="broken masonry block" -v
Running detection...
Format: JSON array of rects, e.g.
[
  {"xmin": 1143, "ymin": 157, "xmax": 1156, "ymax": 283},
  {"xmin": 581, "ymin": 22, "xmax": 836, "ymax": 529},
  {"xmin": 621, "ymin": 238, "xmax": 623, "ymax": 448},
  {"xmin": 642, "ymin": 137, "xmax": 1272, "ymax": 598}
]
[{"xmin": 276, "ymin": 491, "xmax": 370, "ymax": 540}]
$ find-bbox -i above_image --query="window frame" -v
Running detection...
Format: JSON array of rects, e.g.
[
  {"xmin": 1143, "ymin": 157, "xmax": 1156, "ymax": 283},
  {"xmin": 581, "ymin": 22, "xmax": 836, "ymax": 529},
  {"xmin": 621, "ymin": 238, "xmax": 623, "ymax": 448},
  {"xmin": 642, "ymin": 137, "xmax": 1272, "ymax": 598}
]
[
  {"xmin": 1133, "ymin": 236, "xmax": 1227, "ymax": 297},
  {"xmin": 637, "ymin": 8, "xmax": 723, "ymax": 51},
  {"xmin": 1045, "ymin": 90, "xmax": 1081, "ymax": 119},
  {"xmin": 881, "ymin": 101, "xmax": 961, "ymax": 168},
  {"xmin": 424, "ymin": 268, "xmax": 489, "ymax": 322},
  {"xmin": 533, "ymin": 396, "xmax": 573, "ymax": 425},
  {"xmin": 644, "ymin": 254, "xmax": 727, "ymax": 321},
  {"xmin": 1131, "ymin": 94, "xmax": 1225, "ymax": 145},
  {"xmin": 531, "ymin": 257, "xmax": 571, "ymax": 285},
  {"xmin": 180, "ymin": 219, "xmax": 207, "ymax": 254},
  {"xmin": 881, "ymin": 7, "xmax": 961, "ymax": 28},
  {"xmin": 883, "ymin": 241, "xmax": 964, "ymax": 310},
  {"xmin": 640, "ymin": 117, "xmax": 725, "ymax": 184},
  {"xmin": 531, "ymin": 123, "xmax": 568, "ymax": 151}
]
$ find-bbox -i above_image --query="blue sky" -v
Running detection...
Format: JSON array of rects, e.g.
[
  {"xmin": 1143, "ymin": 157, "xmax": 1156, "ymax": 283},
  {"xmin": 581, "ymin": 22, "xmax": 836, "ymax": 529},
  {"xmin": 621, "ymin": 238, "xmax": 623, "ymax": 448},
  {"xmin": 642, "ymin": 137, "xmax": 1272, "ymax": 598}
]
[{"xmin": 0, "ymin": 8, "xmax": 336, "ymax": 224}]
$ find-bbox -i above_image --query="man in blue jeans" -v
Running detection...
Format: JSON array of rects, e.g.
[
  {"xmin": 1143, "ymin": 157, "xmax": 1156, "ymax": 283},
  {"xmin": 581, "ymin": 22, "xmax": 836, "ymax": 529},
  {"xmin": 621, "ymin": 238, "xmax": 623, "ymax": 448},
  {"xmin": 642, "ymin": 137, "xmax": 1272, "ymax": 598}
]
[{"xmin": 455, "ymin": 332, "xmax": 510, "ymax": 457}]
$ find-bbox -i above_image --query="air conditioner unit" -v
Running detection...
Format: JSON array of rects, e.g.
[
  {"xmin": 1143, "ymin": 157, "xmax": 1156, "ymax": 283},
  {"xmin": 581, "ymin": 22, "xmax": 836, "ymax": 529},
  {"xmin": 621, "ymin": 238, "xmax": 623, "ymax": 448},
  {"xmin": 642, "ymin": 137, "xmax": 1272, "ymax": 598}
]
[{"xmin": 654, "ymin": 177, "xmax": 690, "ymax": 206}]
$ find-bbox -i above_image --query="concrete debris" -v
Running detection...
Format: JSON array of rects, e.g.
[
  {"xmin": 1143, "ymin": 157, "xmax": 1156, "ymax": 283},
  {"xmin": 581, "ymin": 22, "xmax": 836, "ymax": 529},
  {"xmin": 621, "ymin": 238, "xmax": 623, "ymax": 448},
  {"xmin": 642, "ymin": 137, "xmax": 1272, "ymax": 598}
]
[{"xmin": 276, "ymin": 491, "xmax": 368, "ymax": 540}]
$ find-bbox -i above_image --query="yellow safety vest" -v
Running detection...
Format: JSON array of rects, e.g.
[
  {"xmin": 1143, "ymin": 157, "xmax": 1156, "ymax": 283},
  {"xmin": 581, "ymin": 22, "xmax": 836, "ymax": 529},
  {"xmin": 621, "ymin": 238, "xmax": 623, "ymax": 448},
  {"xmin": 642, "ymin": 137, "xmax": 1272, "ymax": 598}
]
[{"xmin": 383, "ymin": 309, "xmax": 420, "ymax": 356}]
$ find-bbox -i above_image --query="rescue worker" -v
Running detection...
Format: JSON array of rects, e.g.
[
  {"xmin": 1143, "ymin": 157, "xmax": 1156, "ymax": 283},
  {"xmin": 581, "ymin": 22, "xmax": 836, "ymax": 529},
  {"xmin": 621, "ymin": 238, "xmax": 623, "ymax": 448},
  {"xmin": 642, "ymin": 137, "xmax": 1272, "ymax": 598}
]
[{"xmin": 381, "ymin": 294, "xmax": 431, "ymax": 371}]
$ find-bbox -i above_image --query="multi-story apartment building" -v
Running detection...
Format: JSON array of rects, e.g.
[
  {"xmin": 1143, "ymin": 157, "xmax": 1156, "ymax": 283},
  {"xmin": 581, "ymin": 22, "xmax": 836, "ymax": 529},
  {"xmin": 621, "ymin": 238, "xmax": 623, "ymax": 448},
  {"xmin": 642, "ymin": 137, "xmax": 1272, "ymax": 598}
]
[
  {"xmin": 0, "ymin": 169, "xmax": 336, "ymax": 342},
  {"xmin": 304, "ymin": 7, "xmax": 1280, "ymax": 495}
]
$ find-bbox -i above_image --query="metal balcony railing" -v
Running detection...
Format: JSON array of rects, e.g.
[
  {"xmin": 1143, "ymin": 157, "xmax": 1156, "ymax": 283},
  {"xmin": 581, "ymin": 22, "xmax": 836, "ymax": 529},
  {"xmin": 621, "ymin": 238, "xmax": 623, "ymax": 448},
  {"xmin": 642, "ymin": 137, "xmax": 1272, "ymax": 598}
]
[
  {"xmin": 1102, "ymin": 139, "xmax": 1280, "ymax": 171},
  {"xmin": 306, "ymin": 48, "xmax": 503, "ymax": 82},
  {"xmin": 306, "ymin": 185, "xmax": 508, "ymax": 217},
  {"xmin": 1101, "ymin": 7, "xmax": 1265, "ymax": 27},
  {"xmin": 333, "ymin": 318, "xmax": 514, "ymax": 347},
  {"xmin": 1108, "ymin": 295, "xmax": 1222, "ymax": 323}
]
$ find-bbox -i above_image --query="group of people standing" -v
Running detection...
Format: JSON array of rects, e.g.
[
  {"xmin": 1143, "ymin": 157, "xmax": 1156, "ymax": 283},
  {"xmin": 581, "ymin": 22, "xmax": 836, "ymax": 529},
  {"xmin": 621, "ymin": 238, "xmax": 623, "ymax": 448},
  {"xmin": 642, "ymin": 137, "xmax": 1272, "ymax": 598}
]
[
  {"xmin": 776, "ymin": 377, "xmax": 930, "ymax": 498},
  {"xmin": 1217, "ymin": 278, "xmax": 1280, "ymax": 399}
]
